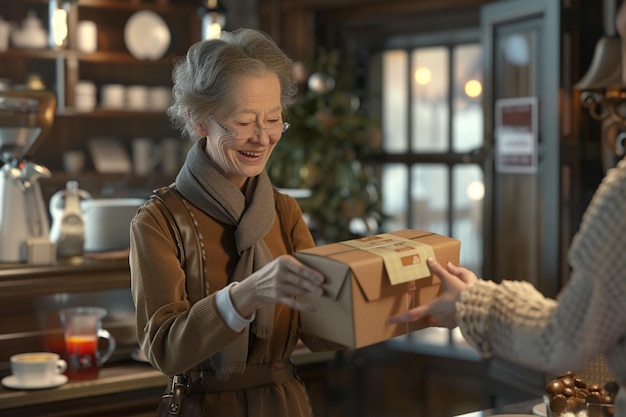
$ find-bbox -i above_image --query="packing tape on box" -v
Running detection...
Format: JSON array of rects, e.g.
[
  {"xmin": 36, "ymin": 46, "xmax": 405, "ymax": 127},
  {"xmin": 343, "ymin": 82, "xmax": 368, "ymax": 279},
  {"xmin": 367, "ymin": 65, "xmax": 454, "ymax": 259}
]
[
  {"xmin": 344, "ymin": 234, "xmax": 431, "ymax": 335},
  {"xmin": 405, "ymin": 280, "xmax": 417, "ymax": 334},
  {"xmin": 342, "ymin": 233, "xmax": 435, "ymax": 285}
]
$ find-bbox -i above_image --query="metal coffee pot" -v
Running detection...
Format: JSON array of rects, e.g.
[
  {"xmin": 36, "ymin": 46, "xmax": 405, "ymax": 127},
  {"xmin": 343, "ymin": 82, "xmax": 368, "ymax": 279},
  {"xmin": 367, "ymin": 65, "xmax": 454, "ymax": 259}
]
[{"xmin": 0, "ymin": 90, "xmax": 56, "ymax": 263}]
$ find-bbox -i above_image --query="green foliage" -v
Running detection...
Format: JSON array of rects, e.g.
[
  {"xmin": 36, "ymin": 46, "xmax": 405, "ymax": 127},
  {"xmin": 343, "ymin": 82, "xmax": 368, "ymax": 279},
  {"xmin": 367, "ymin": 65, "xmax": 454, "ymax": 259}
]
[{"xmin": 267, "ymin": 49, "xmax": 384, "ymax": 243}]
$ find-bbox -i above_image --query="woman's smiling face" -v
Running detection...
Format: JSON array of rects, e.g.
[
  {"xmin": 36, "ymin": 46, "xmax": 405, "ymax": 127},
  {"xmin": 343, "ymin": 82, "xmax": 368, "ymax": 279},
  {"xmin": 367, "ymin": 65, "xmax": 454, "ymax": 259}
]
[{"xmin": 198, "ymin": 72, "xmax": 284, "ymax": 189}]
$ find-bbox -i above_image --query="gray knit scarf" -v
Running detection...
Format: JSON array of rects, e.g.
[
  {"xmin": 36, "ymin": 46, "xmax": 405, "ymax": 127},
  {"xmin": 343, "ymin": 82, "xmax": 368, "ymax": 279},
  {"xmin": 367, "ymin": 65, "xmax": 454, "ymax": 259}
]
[{"xmin": 175, "ymin": 137, "xmax": 275, "ymax": 379}]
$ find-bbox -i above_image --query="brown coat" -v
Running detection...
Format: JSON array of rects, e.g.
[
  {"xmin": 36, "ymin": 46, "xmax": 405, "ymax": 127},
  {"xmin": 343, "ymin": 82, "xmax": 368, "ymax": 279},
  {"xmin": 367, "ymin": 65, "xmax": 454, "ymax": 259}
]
[{"xmin": 130, "ymin": 189, "xmax": 339, "ymax": 417}]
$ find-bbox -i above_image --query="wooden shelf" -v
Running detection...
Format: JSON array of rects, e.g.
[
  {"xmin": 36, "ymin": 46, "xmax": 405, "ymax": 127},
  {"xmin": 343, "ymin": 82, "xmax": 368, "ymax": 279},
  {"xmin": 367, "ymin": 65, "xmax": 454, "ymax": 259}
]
[
  {"xmin": 0, "ymin": 363, "xmax": 166, "ymax": 411},
  {"xmin": 0, "ymin": 48, "xmax": 57, "ymax": 59},
  {"xmin": 78, "ymin": 0, "xmax": 199, "ymax": 14},
  {"xmin": 0, "ymin": 48, "xmax": 178, "ymax": 63},
  {"xmin": 0, "ymin": 363, "xmax": 167, "ymax": 417},
  {"xmin": 56, "ymin": 108, "xmax": 169, "ymax": 118},
  {"xmin": 0, "ymin": 258, "xmax": 131, "ymax": 299}
]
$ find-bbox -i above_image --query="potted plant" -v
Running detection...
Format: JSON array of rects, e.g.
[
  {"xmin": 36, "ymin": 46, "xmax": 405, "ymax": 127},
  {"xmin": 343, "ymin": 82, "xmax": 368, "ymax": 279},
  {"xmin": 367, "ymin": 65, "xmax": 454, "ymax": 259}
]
[{"xmin": 267, "ymin": 49, "xmax": 384, "ymax": 244}]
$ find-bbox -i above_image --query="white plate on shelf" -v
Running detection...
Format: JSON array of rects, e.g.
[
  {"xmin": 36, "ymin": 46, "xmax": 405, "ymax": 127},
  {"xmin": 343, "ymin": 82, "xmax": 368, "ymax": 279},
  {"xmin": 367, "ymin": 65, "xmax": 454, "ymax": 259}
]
[
  {"xmin": 490, "ymin": 415, "xmax": 535, "ymax": 417},
  {"xmin": 1, "ymin": 374, "xmax": 68, "ymax": 390},
  {"xmin": 124, "ymin": 10, "xmax": 170, "ymax": 60},
  {"xmin": 532, "ymin": 402, "xmax": 547, "ymax": 416}
]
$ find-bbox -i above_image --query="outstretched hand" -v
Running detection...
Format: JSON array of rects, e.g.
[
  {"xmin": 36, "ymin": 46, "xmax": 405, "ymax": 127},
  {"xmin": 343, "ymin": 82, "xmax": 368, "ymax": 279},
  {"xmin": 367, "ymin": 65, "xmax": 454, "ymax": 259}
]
[
  {"xmin": 230, "ymin": 255, "xmax": 325, "ymax": 317},
  {"xmin": 387, "ymin": 257, "xmax": 478, "ymax": 329}
]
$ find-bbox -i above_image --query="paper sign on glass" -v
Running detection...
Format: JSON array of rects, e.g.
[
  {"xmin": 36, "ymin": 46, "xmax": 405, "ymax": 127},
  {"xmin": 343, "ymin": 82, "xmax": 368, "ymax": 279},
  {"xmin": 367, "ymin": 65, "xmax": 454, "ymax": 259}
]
[{"xmin": 495, "ymin": 96, "xmax": 538, "ymax": 174}]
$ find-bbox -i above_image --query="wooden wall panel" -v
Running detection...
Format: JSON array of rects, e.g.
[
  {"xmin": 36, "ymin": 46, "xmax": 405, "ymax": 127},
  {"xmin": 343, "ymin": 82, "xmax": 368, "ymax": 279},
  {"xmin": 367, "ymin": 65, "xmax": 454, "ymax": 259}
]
[{"xmin": 258, "ymin": 0, "xmax": 493, "ymax": 63}]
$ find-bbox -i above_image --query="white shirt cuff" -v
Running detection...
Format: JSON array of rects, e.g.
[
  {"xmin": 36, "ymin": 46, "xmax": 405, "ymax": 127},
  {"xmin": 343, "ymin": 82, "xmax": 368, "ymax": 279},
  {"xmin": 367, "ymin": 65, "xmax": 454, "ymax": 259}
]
[{"xmin": 215, "ymin": 282, "xmax": 255, "ymax": 332}]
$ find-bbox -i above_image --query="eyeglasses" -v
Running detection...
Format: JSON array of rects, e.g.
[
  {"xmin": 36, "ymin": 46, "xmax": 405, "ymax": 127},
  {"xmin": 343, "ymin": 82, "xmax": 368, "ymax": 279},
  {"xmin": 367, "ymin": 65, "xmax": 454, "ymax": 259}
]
[{"xmin": 210, "ymin": 115, "xmax": 290, "ymax": 141}]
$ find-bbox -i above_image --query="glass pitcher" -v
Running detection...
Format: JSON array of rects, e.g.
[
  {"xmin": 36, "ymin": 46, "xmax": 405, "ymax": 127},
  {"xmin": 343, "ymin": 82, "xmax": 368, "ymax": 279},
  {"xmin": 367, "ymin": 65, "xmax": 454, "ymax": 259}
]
[{"xmin": 58, "ymin": 306, "xmax": 116, "ymax": 380}]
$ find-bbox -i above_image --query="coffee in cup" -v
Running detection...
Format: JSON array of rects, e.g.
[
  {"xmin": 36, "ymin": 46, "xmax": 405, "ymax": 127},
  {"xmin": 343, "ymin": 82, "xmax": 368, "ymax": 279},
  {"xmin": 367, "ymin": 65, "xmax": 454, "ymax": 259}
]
[{"xmin": 10, "ymin": 352, "xmax": 67, "ymax": 386}]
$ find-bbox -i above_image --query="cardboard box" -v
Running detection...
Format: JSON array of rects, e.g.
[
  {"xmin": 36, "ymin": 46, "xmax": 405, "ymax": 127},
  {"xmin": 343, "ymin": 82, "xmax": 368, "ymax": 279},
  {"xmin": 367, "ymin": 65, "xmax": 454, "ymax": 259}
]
[{"xmin": 295, "ymin": 230, "xmax": 460, "ymax": 348}]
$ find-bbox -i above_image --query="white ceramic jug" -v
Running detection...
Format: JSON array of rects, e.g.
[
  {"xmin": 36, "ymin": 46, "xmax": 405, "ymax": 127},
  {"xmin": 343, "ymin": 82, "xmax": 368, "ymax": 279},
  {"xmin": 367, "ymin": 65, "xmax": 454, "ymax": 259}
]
[
  {"xmin": 49, "ymin": 181, "xmax": 92, "ymax": 257},
  {"xmin": 11, "ymin": 10, "xmax": 47, "ymax": 49}
]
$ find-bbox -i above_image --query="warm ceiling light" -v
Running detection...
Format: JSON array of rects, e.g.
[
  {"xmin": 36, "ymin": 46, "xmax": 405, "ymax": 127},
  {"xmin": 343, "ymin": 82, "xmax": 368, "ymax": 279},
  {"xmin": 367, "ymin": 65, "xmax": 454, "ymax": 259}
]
[
  {"xmin": 466, "ymin": 181, "xmax": 485, "ymax": 201},
  {"xmin": 414, "ymin": 67, "xmax": 431, "ymax": 85},
  {"xmin": 199, "ymin": 0, "xmax": 227, "ymax": 40},
  {"xmin": 464, "ymin": 79, "xmax": 482, "ymax": 98},
  {"xmin": 52, "ymin": 8, "xmax": 68, "ymax": 48}
]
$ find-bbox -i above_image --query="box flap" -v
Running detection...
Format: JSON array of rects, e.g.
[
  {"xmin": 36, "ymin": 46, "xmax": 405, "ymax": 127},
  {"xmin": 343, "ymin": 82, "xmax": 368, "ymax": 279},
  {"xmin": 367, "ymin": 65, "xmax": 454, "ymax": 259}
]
[
  {"xmin": 295, "ymin": 252, "xmax": 350, "ymax": 300},
  {"xmin": 350, "ymin": 259, "xmax": 388, "ymax": 302},
  {"xmin": 352, "ymin": 264, "xmax": 441, "ymax": 303}
]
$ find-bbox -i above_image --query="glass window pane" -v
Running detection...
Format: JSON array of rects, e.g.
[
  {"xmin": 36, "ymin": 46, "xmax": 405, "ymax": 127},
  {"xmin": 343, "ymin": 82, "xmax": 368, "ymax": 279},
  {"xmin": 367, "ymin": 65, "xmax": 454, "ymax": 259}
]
[
  {"xmin": 410, "ymin": 164, "xmax": 448, "ymax": 235},
  {"xmin": 496, "ymin": 30, "xmax": 538, "ymax": 98},
  {"xmin": 382, "ymin": 163, "xmax": 408, "ymax": 231},
  {"xmin": 452, "ymin": 164, "xmax": 483, "ymax": 275},
  {"xmin": 452, "ymin": 44, "xmax": 483, "ymax": 153},
  {"xmin": 382, "ymin": 50, "xmax": 408, "ymax": 153},
  {"xmin": 411, "ymin": 47, "xmax": 449, "ymax": 152}
]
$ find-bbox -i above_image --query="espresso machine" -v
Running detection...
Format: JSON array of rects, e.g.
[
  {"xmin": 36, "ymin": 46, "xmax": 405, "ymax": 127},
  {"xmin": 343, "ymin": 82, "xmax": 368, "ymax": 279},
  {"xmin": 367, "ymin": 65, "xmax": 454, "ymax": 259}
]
[{"xmin": 0, "ymin": 90, "xmax": 56, "ymax": 263}]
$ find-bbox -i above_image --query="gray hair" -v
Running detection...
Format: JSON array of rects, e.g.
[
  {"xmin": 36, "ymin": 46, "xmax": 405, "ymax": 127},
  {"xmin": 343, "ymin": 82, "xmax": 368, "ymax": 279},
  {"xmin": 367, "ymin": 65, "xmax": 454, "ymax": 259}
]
[{"xmin": 167, "ymin": 28, "xmax": 297, "ymax": 139}]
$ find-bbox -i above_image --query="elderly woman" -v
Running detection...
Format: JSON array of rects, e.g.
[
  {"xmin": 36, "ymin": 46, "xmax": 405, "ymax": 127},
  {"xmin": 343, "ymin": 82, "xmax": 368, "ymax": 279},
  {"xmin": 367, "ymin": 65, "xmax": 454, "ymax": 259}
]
[{"xmin": 130, "ymin": 29, "xmax": 341, "ymax": 417}]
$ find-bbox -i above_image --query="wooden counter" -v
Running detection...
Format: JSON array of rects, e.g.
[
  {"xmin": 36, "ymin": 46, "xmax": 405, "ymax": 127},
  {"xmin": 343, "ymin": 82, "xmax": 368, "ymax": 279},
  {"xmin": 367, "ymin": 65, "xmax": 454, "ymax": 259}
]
[
  {"xmin": 0, "ymin": 362, "xmax": 166, "ymax": 417},
  {"xmin": 0, "ymin": 258, "xmax": 337, "ymax": 415},
  {"xmin": 453, "ymin": 398, "xmax": 543, "ymax": 416},
  {"xmin": 0, "ymin": 349, "xmax": 335, "ymax": 416}
]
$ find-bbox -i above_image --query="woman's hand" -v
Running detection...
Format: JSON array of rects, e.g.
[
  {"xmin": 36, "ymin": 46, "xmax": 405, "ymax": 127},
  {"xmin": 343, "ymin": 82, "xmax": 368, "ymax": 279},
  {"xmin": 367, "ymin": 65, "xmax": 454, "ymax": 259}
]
[
  {"xmin": 230, "ymin": 255, "xmax": 325, "ymax": 317},
  {"xmin": 387, "ymin": 257, "xmax": 477, "ymax": 329}
]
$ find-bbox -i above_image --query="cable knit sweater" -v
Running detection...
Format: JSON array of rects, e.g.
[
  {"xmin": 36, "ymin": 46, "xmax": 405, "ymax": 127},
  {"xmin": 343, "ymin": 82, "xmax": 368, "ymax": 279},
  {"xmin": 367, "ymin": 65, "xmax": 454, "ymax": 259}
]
[{"xmin": 457, "ymin": 157, "xmax": 626, "ymax": 416}]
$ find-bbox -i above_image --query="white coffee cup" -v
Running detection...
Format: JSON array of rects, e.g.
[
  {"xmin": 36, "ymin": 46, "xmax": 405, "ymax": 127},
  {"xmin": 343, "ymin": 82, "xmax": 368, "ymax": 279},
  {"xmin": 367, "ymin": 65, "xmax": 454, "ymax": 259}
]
[
  {"xmin": 160, "ymin": 137, "xmax": 180, "ymax": 175},
  {"xmin": 63, "ymin": 150, "xmax": 86, "ymax": 174},
  {"xmin": 148, "ymin": 86, "xmax": 172, "ymax": 111},
  {"xmin": 101, "ymin": 84, "xmax": 125, "ymax": 109},
  {"xmin": 132, "ymin": 137, "xmax": 162, "ymax": 176},
  {"xmin": 76, "ymin": 20, "xmax": 97, "ymax": 53},
  {"xmin": 10, "ymin": 352, "xmax": 67, "ymax": 386},
  {"xmin": 126, "ymin": 85, "xmax": 148, "ymax": 110},
  {"xmin": 75, "ymin": 81, "xmax": 96, "ymax": 112}
]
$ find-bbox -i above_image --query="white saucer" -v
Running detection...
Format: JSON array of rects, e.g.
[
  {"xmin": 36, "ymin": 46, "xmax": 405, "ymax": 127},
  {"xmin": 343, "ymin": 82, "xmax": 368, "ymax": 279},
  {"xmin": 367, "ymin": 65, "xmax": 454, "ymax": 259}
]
[
  {"xmin": 1, "ymin": 374, "xmax": 68, "ymax": 390},
  {"xmin": 532, "ymin": 402, "xmax": 547, "ymax": 417}
]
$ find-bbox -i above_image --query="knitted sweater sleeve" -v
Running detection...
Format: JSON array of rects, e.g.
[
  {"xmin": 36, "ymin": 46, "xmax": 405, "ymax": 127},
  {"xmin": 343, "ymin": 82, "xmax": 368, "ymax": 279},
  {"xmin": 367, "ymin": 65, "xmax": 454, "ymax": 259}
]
[{"xmin": 457, "ymin": 158, "xmax": 626, "ymax": 375}]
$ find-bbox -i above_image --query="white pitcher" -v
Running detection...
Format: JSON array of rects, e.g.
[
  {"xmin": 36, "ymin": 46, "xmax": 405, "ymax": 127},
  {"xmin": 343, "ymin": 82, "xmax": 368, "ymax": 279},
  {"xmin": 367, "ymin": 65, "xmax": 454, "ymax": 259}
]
[
  {"xmin": 11, "ymin": 10, "xmax": 47, "ymax": 49},
  {"xmin": 49, "ymin": 181, "xmax": 92, "ymax": 257}
]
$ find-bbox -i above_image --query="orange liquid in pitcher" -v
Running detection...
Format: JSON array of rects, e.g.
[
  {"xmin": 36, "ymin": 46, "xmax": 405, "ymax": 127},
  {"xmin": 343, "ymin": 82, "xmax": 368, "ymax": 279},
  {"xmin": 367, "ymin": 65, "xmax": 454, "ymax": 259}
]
[
  {"xmin": 66, "ymin": 335, "xmax": 98, "ymax": 355},
  {"xmin": 65, "ymin": 335, "xmax": 100, "ymax": 380}
]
